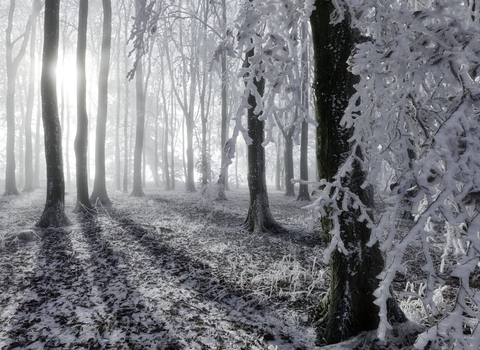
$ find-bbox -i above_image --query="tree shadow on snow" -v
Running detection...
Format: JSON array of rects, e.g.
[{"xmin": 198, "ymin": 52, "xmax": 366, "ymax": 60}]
[
  {"xmin": 76, "ymin": 213, "xmax": 181, "ymax": 349},
  {"xmin": 106, "ymin": 206, "xmax": 309, "ymax": 349},
  {"xmin": 4, "ymin": 219, "xmax": 181, "ymax": 350},
  {"xmin": 5, "ymin": 227, "xmax": 87, "ymax": 349}
]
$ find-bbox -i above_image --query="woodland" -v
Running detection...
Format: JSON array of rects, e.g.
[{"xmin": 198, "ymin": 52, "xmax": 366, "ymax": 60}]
[{"xmin": 1, "ymin": 0, "xmax": 480, "ymax": 349}]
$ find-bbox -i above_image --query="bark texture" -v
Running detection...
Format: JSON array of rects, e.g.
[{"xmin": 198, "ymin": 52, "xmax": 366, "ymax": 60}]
[
  {"xmin": 90, "ymin": 0, "xmax": 112, "ymax": 205},
  {"xmin": 297, "ymin": 21, "xmax": 311, "ymax": 202},
  {"xmin": 243, "ymin": 48, "xmax": 282, "ymax": 234},
  {"xmin": 310, "ymin": 0, "xmax": 405, "ymax": 344},
  {"xmin": 74, "ymin": 0, "xmax": 93, "ymax": 212},
  {"xmin": 37, "ymin": 0, "xmax": 71, "ymax": 228}
]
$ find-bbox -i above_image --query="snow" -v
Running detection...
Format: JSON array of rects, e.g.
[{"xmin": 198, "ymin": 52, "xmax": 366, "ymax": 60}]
[{"xmin": 0, "ymin": 188, "xmax": 324, "ymax": 349}]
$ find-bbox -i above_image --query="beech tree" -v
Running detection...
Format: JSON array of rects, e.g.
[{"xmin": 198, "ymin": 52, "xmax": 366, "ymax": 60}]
[
  {"xmin": 243, "ymin": 46, "xmax": 282, "ymax": 233},
  {"xmin": 90, "ymin": 0, "xmax": 112, "ymax": 204},
  {"xmin": 36, "ymin": 0, "xmax": 70, "ymax": 228},
  {"xmin": 309, "ymin": 0, "xmax": 406, "ymax": 343},
  {"xmin": 340, "ymin": 0, "xmax": 480, "ymax": 347},
  {"xmin": 23, "ymin": 0, "xmax": 41, "ymax": 193},
  {"xmin": 5, "ymin": 0, "xmax": 40, "ymax": 195},
  {"xmin": 74, "ymin": 0, "xmax": 93, "ymax": 212},
  {"xmin": 296, "ymin": 21, "xmax": 311, "ymax": 202}
]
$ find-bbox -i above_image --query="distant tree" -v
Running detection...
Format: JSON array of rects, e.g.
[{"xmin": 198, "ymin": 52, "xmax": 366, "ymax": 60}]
[
  {"xmin": 23, "ymin": 0, "xmax": 41, "ymax": 193},
  {"xmin": 217, "ymin": 0, "xmax": 229, "ymax": 200},
  {"xmin": 36, "ymin": 0, "xmax": 70, "ymax": 228},
  {"xmin": 296, "ymin": 21, "xmax": 311, "ymax": 202},
  {"xmin": 122, "ymin": 0, "xmax": 132, "ymax": 193},
  {"xmin": 5, "ymin": 0, "xmax": 40, "ymax": 195},
  {"xmin": 90, "ymin": 0, "xmax": 112, "ymax": 205},
  {"xmin": 243, "ymin": 46, "xmax": 282, "ymax": 234},
  {"xmin": 274, "ymin": 111, "xmax": 296, "ymax": 197},
  {"xmin": 130, "ymin": 0, "xmax": 147, "ymax": 197},
  {"xmin": 74, "ymin": 0, "xmax": 93, "ymax": 213}
]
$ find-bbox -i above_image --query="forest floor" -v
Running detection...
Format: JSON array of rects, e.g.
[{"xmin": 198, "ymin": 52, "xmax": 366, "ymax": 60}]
[{"xmin": 0, "ymin": 185, "xmax": 422, "ymax": 349}]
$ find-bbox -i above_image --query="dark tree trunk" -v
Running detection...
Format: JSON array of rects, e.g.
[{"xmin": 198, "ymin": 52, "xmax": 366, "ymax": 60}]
[
  {"xmin": 90, "ymin": 0, "xmax": 112, "ymax": 205},
  {"xmin": 310, "ymin": 1, "xmax": 405, "ymax": 344},
  {"xmin": 284, "ymin": 135, "xmax": 295, "ymax": 196},
  {"xmin": 275, "ymin": 131, "xmax": 283, "ymax": 191},
  {"xmin": 274, "ymin": 112, "xmax": 295, "ymax": 196},
  {"xmin": 297, "ymin": 22, "xmax": 311, "ymax": 201},
  {"xmin": 74, "ymin": 0, "xmax": 93, "ymax": 212},
  {"xmin": 37, "ymin": 0, "xmax": 71, "ymax": 228},
  {"xmin": 297, "ymin": 116, "xmax": 311, "ymax": 201},
  {"xmin": 243, "ymin": 48, "xmax": 282, "ymax": 234}
]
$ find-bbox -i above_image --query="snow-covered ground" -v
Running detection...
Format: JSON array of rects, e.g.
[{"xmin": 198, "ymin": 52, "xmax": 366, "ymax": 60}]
[{"xmin": 1, "ymin": 187, "xmax": 328, "ymax": 349}]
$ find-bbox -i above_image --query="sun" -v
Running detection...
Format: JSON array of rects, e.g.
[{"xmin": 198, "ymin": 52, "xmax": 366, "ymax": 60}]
[{"xmin": 56, "ymin": 52, "xmax": 78, "ymax": 99}]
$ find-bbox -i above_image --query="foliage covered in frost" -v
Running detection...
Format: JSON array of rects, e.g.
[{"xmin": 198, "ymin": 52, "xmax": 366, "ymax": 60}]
[
  {"xmin": 309, "ymin": 0, "xmax": 480, "ymax": 347},
  {"xmin": 217, "ymin": 0, "xmax": 315, "ymax": 177}
]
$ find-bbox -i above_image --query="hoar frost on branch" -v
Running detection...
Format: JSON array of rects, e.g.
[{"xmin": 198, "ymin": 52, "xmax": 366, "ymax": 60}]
[
  {"xmin": 215, "ymin": 0, "xmax": 315, "ymax": 178},
  {"xmin": 316, "ymin": 0, "xmax": 480, "ymax": 347}
]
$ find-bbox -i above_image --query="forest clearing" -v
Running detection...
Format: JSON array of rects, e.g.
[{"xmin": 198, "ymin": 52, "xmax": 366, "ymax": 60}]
[
  {"xmin": 0, "ymin": 187, "xmax": 321, "ymax": 350},
  {"xmin": 0, "ymin": 186, "xmax": 448, "ymax": 349}
]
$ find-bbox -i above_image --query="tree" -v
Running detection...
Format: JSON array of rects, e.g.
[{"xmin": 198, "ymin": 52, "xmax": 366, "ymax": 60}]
[
  {"xmin": 217, "ymin": 0, "xmax": 229, "ymax": 200},
  {"xmin": 5, "ymin": 0, "xmax": 40, "ymax": 195},
  {"xmin": 90, "ymin": 0, "xmax": 112, "ymax": 205},
  {"xmin": 242, "ymin": 46, "xmax": 282, "ymax": 234},
  {"xmin": 274, "ymin": 111, "xmax": 296, "ymax": 197},
  {"xmin": 130, "ymin": 0, "xmax": 147, "ymax": 197},
  {"xmin": 23, "ymin": 0, "xmax": 41, "ymax": 192},
  {"xmin": 309, "ymin": 0, "xmax": 405, "ymax": 344},
  {"xmin": 296, "ymin": 21, "xmax": 311, "ymax": 202},
  {"xmin": 36, "ymin": 0, "xmax": 70, "ymax": 228},
  {"xmin": 74, "ymin": 0, "xmax": 93, "ymax": 213},
  {"xmin": 342, "ymin": 1, "xmax": 480, "ymax": 347}
]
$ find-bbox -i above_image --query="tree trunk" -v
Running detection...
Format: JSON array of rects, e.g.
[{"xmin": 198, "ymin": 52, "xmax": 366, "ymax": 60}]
[
  {"xmin": 90, "ymin": 0, "xmax": 112, "ymax": 205},
  {"xmin": 115, "ymin": 12, "xmax": 122, "ymax": 191},
  {"xmin": 74, "ymin": 0, "xmax": 93, "ymax": 212},
  {"xmin": 243, "ymin": 48, "xmax": 282, "ymax": 234},
  {"xmin": 275, "ymin": 131, "xmax": 283, "ymax": 191},
  {"xmin": 218, "ymin": 0, "xmax": 229, "ymax": 198},
  {"xmin": 23, "ymin": 16, "xmax": 37, "ymax": 193},
  {"xmin": 310, "ymin": 1, "xmax": 405, "ymax": 344},
  {"xmin": 160, "ymin": 55, "xmax": 171, "ymax": 190},
  {"xmin": 154, "ymin": 96, "xmax": 160, "ymax": 187},
  {"xmin": 37, "ymin": 0, "xmax": 70, "ymax": 228},
  {"xmin": 284, "ymin": 134, "xmax": 295, "ymax": 196},
  {"xmin": 170, "ymin": 92, "xmax": 176, "ymax": 190},
  {"xmin": 184, "ymin": 119, "xmax": 196, "ymax": 192},
  {"xmin": 122, "ymin": 0, "xmax": 131, "ymax": 193},
  {"xmin": 131, "ymin": 50, "xmax": 146, "ymax": 196},
  {"xmin": 5, "ymin": 0, "xmax": 38, "ymax": 195},
  {"xmin": 297, "ymin": 21, "xmax": 311, "ymax": 201},
  {"xmin": 34, "ymin": 87, "xmax": 41, "ymax": 189}
]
